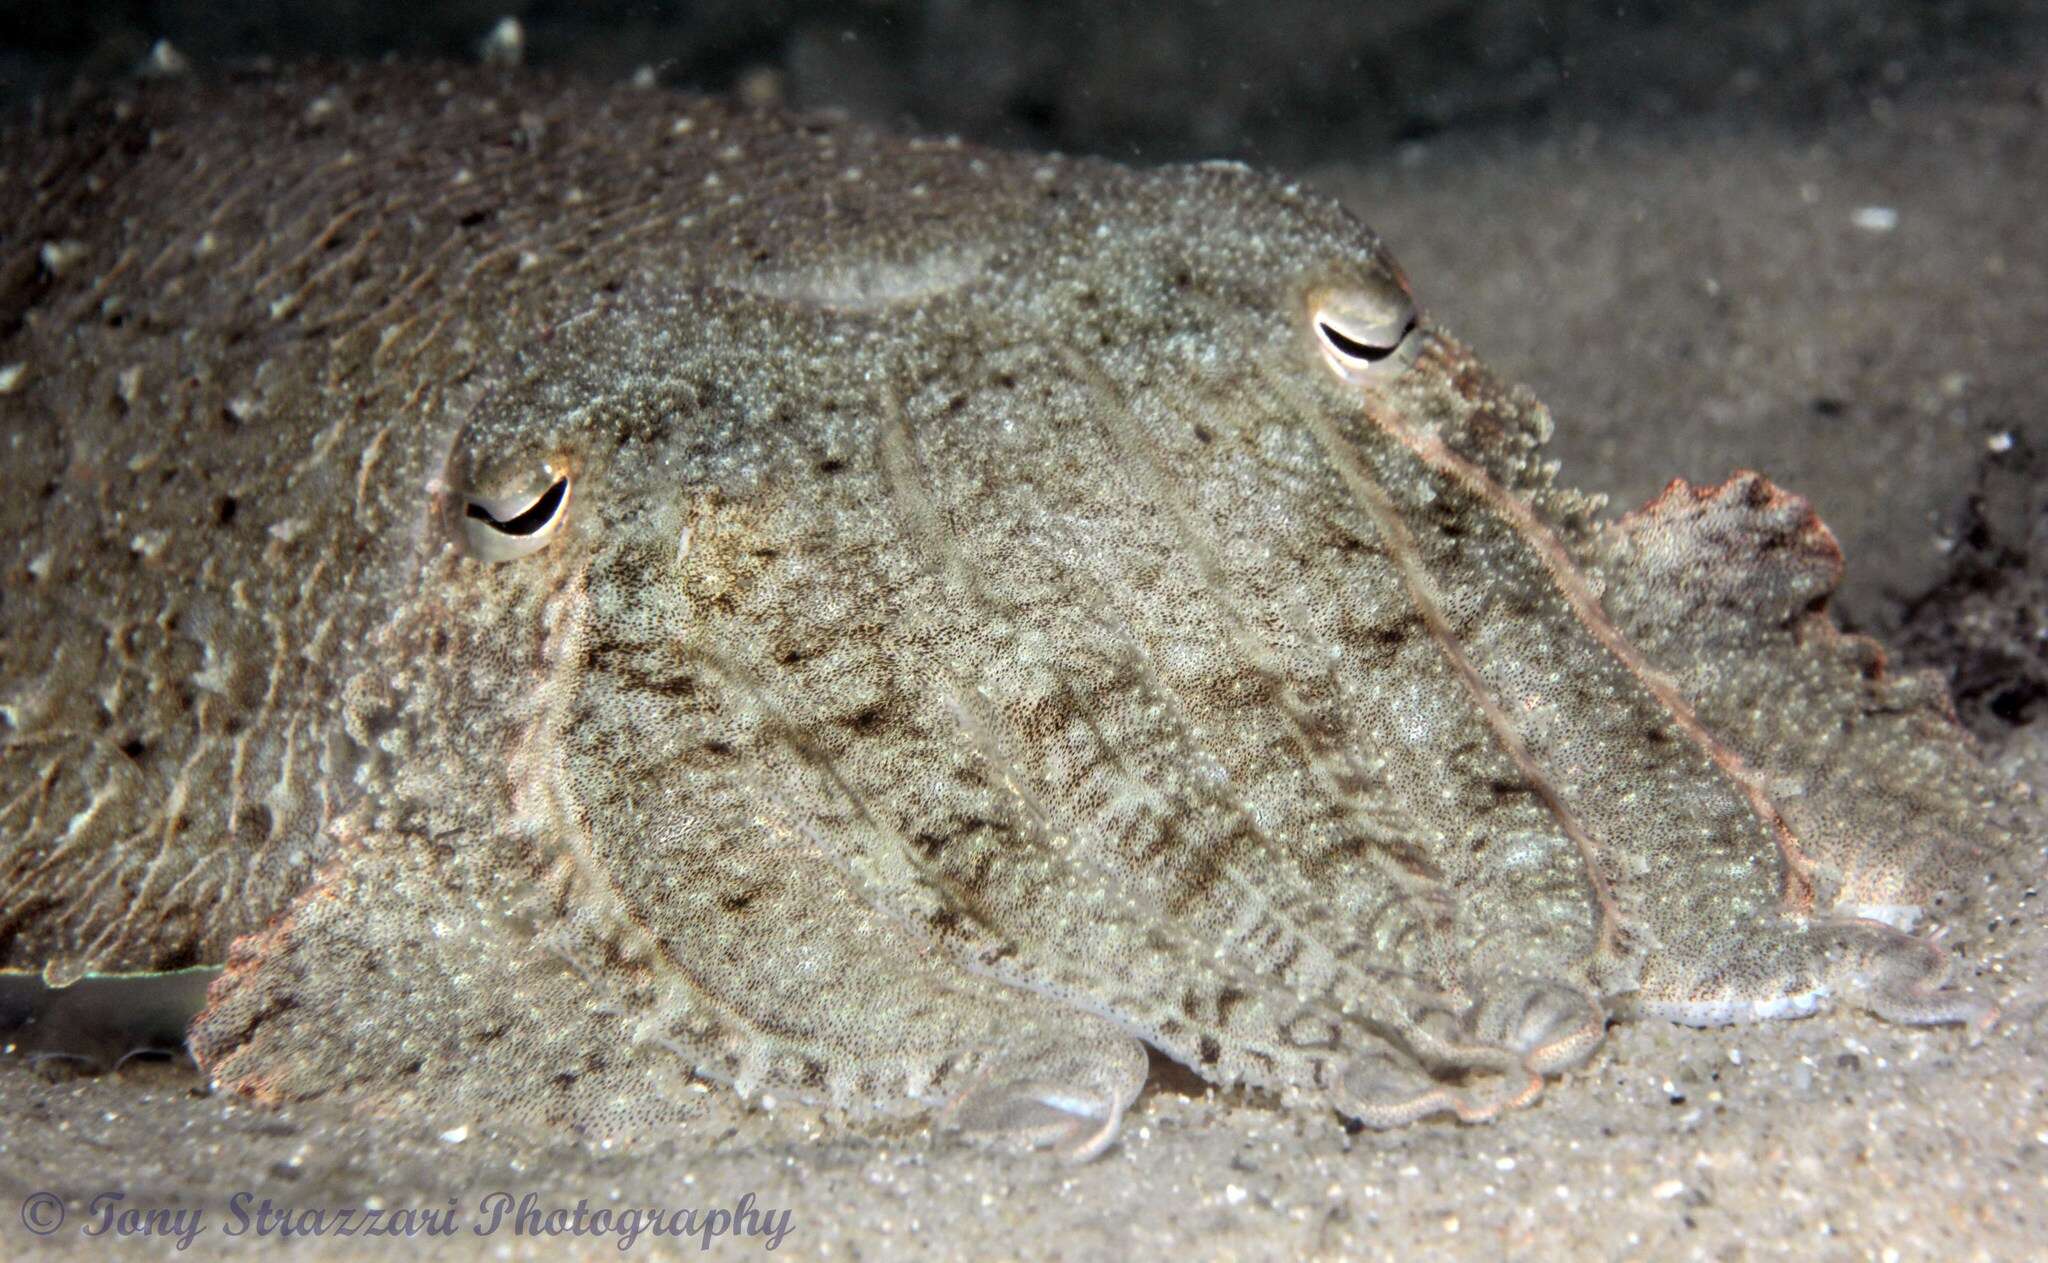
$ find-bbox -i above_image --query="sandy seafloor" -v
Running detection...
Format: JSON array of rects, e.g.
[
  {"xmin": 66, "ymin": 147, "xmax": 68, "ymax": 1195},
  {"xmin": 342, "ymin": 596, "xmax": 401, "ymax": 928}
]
[{"xmin": 2, "ymin": 49, "xmax": 2046, "ymax": 1263}]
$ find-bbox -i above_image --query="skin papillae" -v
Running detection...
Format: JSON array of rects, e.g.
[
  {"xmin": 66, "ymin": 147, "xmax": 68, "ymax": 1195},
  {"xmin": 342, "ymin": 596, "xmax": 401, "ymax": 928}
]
[{"xmin": 0, "ymin": 64, "xmax": 2024, "ymax": 1158}]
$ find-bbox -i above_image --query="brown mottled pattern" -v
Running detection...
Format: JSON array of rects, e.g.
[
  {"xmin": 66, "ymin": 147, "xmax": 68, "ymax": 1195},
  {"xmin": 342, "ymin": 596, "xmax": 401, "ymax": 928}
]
[{"xmin": 0, "ymin": 65, "xmax": 2023, "ymax": 1156}]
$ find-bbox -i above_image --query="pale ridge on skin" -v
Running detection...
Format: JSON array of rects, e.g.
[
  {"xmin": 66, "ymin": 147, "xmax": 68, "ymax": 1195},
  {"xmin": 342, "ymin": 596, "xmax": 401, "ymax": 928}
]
[
  {"xmin": 1282, "ymin": 365, "xmax": 1630, "ymax": 959},
  {"xmin": 1059, "ymin": 353, "xmax": 1490, "ymax": 1041},
  {"xmin": 1346, "ymin": 365, "xmax": 1827, "ymax": 913},
  {"xmin": 898, "ymin": 349, "xmax": 1608, "ymax": 1120},
  {"xmin": 1065, "ymin": 348, "xmax": 1461, "ymax": 922},
  {"xmin": 870, "ymin": 395, "xmax": 1353, "ymax": 1096}
]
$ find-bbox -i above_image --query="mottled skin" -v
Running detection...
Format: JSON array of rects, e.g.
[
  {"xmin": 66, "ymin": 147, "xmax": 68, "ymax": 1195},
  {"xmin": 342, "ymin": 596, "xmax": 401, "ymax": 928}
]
[{"xmin": 0, "ymin": 65, "xmax": 2020, "ymax": 1155}]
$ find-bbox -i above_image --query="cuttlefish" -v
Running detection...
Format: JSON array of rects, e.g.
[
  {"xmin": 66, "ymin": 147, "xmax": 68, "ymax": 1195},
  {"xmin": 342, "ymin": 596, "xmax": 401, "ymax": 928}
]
[{"xmin": 0, "ymin": 65, "xmax": 2019, "ymax": 1158}]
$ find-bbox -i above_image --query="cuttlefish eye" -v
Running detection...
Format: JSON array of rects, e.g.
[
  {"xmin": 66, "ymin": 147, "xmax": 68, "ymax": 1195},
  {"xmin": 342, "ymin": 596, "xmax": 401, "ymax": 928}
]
[
  {"xmin": 1309, "ymin": 277, "xmax": 1420, "ymax": 381},
  {"xmin": 456, "ymin": 467, "xmax": 571, "ymax": 562}
]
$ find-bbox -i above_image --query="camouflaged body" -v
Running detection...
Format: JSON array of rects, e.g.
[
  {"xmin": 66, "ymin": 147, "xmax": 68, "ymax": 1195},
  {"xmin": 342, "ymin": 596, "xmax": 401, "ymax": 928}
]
[{"xmin": 0, "ymin": 66, "xmax": 2020, "ymax": 1151}]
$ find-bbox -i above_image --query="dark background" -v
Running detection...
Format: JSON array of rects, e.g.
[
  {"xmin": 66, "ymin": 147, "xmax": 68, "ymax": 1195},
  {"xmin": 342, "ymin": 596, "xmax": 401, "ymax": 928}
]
[{"xmin": 2, "ymin": 1, "xmax": 2045, "ymax": 162}]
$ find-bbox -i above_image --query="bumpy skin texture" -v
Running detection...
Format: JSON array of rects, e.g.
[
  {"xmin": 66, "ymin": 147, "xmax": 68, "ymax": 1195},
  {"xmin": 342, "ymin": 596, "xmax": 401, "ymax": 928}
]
[{"xmin": 0, "ymin": 66, "xmax": 2022, "ymax": 1154}]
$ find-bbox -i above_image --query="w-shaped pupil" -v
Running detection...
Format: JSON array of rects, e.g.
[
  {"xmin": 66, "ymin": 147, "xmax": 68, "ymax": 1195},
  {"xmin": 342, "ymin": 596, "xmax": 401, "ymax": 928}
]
[{"xmin": 467, "ymin": 477, "xmax": 568, "ymax": 536}]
